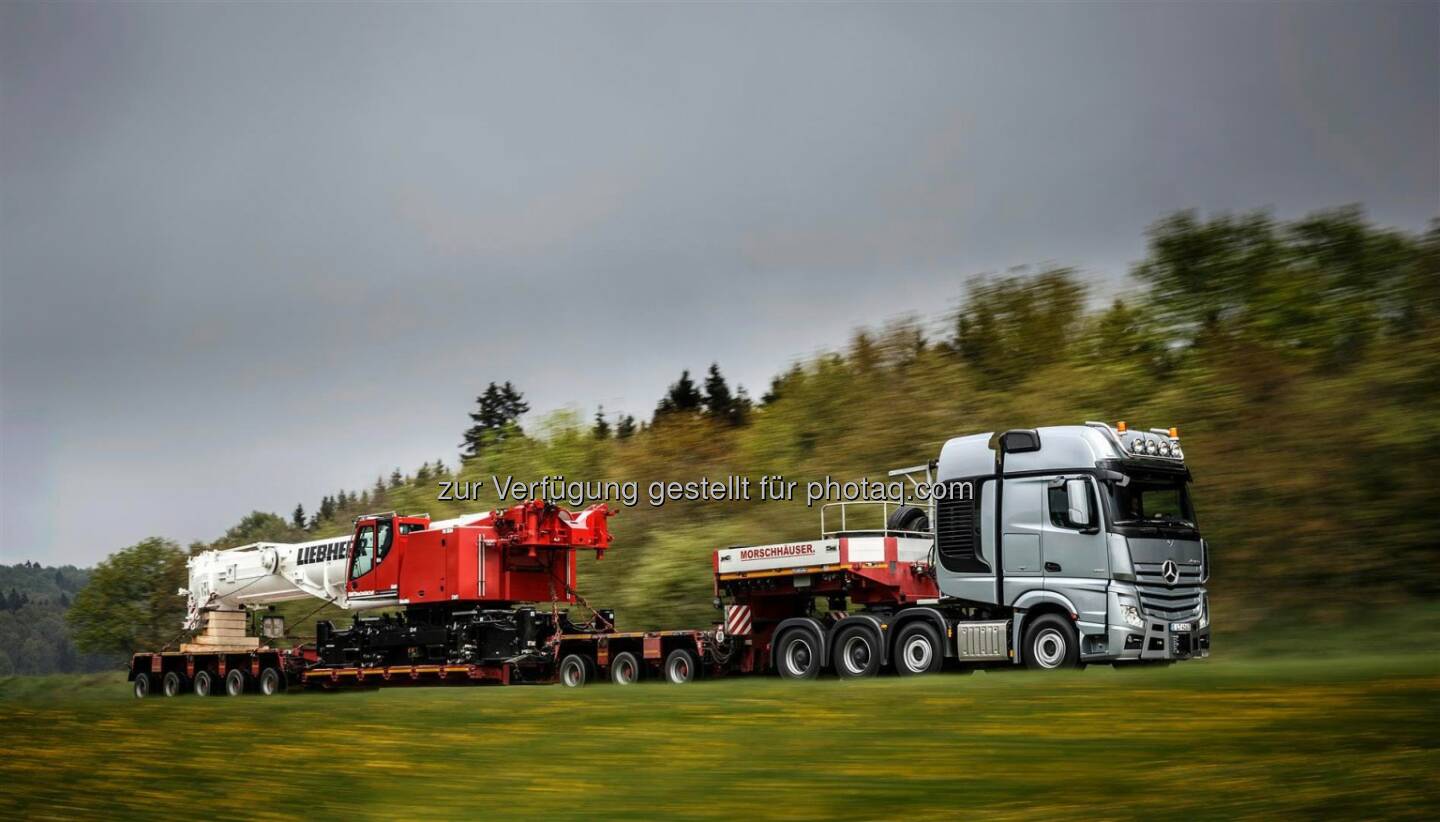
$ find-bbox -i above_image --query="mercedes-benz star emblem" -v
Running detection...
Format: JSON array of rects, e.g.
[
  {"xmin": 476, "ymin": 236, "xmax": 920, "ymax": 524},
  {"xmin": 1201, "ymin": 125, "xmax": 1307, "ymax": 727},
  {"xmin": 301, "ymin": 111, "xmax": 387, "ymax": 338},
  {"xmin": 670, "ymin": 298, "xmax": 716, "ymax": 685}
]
[{"xmin": 1161, "ymin": 560, "xmax": 1180, "ymax": 587}]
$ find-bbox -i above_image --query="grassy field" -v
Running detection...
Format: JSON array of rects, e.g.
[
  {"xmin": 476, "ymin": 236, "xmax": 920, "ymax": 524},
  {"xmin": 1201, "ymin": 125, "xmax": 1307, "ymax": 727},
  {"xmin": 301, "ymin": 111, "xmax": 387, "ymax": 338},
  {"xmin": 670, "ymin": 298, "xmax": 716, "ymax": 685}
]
[{"xmin": 2, "ymin": 652, "xmax": 1437, "ymax": 820}]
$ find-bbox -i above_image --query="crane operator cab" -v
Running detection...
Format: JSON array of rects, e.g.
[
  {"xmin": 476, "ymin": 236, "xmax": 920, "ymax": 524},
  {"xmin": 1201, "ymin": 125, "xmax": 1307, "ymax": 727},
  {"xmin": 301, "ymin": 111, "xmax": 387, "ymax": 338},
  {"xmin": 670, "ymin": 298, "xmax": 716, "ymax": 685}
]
[{"xmin": 345, "ymin": 513, "xmax": 430, "ymax": 607}]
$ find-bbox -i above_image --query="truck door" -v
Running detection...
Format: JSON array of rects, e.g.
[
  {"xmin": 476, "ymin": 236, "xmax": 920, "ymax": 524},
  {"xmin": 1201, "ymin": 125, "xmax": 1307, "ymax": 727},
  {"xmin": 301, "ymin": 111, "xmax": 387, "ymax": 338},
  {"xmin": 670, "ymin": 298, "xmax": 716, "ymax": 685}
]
[
  {"xmin": 1040, "ymin": 476, "xmax": 1108, "ymax": 626},
  {"xmin": 347, "ymin": 524, "xmax": 377, "ymax": 592},
  {"xmin": 999, "ymin": 476, "xmax": 1045, "ymax": 605}
]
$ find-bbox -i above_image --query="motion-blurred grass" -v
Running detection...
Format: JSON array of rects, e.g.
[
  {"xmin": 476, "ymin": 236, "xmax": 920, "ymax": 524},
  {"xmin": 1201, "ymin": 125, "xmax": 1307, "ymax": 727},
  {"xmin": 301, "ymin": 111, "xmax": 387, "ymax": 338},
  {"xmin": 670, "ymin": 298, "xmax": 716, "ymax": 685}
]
[{"xmin": 3, "ymin": 650, "xmax": 1437, "ymax": 820}]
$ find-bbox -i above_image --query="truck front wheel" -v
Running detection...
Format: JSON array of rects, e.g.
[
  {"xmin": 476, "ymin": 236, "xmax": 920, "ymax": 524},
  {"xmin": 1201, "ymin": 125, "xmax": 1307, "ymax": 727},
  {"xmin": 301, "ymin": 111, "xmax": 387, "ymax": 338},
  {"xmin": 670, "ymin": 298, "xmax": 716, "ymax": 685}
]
[
  {"xmin": 833, "ymin": 625, "xmax": 881, "ymax": 679},
  {"xmin": 132, "ymin": 674, "xmax": 153, "ymax": 698},
  {"xmin": 1023, "ymin": 615, "xmax": 1081, "ymax": 670},
  {"xmin": 775, "ymin": 629, "xmax": 821, "ymax": 680},
  {"xmin": 893, "ymin": 623, "xmax": 944, "ymax": 675}
]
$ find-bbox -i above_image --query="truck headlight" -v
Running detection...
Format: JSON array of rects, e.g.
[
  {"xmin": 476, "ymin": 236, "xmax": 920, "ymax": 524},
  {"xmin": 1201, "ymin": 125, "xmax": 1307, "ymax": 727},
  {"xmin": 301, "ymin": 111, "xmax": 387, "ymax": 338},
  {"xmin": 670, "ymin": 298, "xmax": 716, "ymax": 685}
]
[
  {"xmin": 1198, "ymin": 598, "xmax": 1209, "ymax": 629},
  {"xmin": 1121, "ymin": 604, "xmax": 1144, "ymax": 629}
]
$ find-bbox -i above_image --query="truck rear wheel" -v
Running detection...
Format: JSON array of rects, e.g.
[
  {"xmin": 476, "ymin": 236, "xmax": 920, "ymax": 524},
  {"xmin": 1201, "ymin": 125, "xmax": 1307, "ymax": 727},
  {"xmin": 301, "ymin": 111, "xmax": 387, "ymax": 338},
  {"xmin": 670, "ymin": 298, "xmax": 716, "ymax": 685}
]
[
  {"xmin": 775, "ymin": 629, "xmax": 821, "ymax": 680},
  {"xmin": 833, "ymin": 625, "xmax": 881, "ymax": 679},
  {"xmin": 193, "ymin": 669, "xmax": 219, "ymax": 696},
  {"xmin": 161, "ymin": 671, "xmax": 187, "ymax": 697},
  {"xmin": 559, "ymin": 653, "xmax": 590, "ymax": 687},
  {"xmin": 258, "ymin": 667, "xmax": 283, "ymax": 696},
  {"xmin": 894, "ymin": 622, "xmax": 944, "ymax": 676},
  {"xmin": 225, "ymin": 668, "xmax": 249, "ymax": 696},
  {"xmin": 664, "ymin": 649, "xmax": 698, "ymax": 684},
  {"xmin": 133, "ymin": 674, "xmax": 153, "ymax": 698},
  {"xmin": 610, "ymin": 651, "xmax": 641, "ymax": 685},
  {"xmin": 1023, "ymin": 615, "xmax": 1080, "ymax": 670}
]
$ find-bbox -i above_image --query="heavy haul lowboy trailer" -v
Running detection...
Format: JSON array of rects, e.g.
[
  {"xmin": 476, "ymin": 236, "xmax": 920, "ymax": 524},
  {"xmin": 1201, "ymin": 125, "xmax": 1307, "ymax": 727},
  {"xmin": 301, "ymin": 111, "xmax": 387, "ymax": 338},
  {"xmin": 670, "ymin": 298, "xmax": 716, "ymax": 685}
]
[{"xmin": 131, "ymin": 422, "xmax": 1211, "ymax": 697}]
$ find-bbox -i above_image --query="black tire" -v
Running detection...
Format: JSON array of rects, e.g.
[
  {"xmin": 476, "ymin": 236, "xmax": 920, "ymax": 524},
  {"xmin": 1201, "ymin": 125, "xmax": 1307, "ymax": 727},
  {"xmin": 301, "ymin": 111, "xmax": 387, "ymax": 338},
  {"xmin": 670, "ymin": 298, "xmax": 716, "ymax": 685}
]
[
  {"xmin": 832, "ymin": 625, "xmax": 882, "ymax": 679},
  {"xmin": 225, "ymin": 668, "xmax": 249, "ymax": 696},
  {"xmin": 663, "ymin": 648, "xmax": 698, "ymax": 684},
  {"xmin": 774, "ymin": 629, "xmax": 822, "ymax": 680},
  {"xmin": 161, "ymin": 671, "xmax": 187, "ymax": 697},
  {"xmin": 133, "ymin": 673, "xmax": 153, "ymax": 698},
  {"xmin": 558, "ymin": 653, "xmax": 590, "ymax": 687},
  {"xmin": 893, "ymin": 622, "xmax": 944, "ymax": 676},
  {"xmin": 258, "ymin": 667, "xmax": 283, "ymax": 696},
  {"xmin": 610, "ymin": 651, "xmax": 641, "ymax": 685},
  {"xmin": 886, "ymin": 505, "xmax": 930, "ymax": 534},
  {"xmin": 1023, "ymin": 614, "xmax": 1081, "ymax": 670},
  {"xmin": 193, "ymin": 669, "xmax": 219, "ymax": 697}
]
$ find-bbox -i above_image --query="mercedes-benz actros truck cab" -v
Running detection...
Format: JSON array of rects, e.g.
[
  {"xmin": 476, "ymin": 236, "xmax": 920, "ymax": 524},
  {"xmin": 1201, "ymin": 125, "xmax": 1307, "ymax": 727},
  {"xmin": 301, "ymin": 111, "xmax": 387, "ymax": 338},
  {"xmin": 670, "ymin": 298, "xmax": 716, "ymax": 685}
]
[{"xmin": 932, "ymin": 421, "xmax": 1210, "ymax": 666}]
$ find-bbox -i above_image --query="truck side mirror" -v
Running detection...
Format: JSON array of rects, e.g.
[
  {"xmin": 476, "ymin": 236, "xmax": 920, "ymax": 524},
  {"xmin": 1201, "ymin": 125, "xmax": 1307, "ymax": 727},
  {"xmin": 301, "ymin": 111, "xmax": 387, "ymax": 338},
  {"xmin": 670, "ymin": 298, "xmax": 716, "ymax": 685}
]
[{"xmin": 1066, "ymin": 479, "xmax": 1093, "ymax": 528}]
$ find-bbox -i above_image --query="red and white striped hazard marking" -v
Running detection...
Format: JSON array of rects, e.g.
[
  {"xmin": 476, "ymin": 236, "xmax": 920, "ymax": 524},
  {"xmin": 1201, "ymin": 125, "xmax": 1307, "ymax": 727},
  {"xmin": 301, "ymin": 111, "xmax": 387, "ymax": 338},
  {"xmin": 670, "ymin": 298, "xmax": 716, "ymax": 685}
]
[{"xmin": 725, "ymin": 605, "xmax": 752, "ymax": 635}]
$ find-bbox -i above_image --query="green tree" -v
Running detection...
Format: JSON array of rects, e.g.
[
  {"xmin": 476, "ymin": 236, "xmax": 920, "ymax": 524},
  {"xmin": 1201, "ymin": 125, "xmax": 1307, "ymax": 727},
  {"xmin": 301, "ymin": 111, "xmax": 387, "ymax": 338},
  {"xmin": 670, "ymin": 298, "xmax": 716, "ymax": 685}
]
[
  {"xmin": 952, "ymin": 267, "xmax": 1086, "ymax": 387},
  {"xmin": 291, "ymin": 503, "xmax": 306, "ymax": 530},
  {"xmin": 592, "ymin": 406, "xmax": 611, "ymax": 439},
  {"xmin": 461, "ymin": 381, "xmax": 530, "ymax": 461},
  {"xmin": 654, "ymin": 370, "xmax": 703, "ymax": 422},
  {"xmin": 66, "ymin": 538, "xmax": 187, "ymax": 656},
  {"xmin": 615, "ymin": 414, "xmax": 637, "ymax": 439}
]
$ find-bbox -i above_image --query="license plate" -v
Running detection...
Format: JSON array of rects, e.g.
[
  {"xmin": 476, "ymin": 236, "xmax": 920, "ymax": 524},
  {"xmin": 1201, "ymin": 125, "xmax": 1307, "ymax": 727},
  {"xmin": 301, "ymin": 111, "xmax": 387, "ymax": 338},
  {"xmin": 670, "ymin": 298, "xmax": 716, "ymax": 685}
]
[{"xmin": 1170, "ymin": 622, "xmax": 1193, "ymax": 632}]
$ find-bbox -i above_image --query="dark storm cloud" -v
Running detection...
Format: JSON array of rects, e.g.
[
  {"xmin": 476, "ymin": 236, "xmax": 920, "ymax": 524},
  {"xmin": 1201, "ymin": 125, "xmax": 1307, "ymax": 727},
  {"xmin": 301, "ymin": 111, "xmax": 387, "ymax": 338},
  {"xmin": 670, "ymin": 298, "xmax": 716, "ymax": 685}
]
[{"xmin": 2, "ymin": 2, "xmax": 1435, "ymax": 564}]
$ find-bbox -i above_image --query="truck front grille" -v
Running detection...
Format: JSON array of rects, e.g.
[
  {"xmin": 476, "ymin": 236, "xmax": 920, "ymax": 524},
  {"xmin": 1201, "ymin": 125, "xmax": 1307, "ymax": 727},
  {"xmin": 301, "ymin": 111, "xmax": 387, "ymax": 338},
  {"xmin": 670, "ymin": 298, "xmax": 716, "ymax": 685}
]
[{"xmin": 1133, "ymin": 561, "xmax": 1202, "ymax": 619}]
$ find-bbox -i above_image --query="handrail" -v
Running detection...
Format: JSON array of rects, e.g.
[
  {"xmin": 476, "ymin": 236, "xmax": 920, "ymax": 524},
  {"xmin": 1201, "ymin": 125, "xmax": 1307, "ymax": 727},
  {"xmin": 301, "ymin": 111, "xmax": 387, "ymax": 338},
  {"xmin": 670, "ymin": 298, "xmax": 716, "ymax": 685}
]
[{"xmin": 819, "ymin": 499, "xmax": 933, "ymax": 538}]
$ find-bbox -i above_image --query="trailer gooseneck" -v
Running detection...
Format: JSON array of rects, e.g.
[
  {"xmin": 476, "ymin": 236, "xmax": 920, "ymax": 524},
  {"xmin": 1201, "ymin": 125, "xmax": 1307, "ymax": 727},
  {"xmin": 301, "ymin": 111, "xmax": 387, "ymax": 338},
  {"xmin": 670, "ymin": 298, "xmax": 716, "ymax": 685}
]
[{"xmin": 129, "ymin": 421, "xmax": 1210, "ymax": 697}]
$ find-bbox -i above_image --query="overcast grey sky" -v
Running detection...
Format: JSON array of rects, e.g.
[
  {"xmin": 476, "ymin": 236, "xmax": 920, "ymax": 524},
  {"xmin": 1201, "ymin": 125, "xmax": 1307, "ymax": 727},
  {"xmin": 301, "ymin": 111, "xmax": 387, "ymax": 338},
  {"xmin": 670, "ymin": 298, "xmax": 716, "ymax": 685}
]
[{"xmin": 2, "ymin": 1, "xmax": 1436, "ymax": 566}]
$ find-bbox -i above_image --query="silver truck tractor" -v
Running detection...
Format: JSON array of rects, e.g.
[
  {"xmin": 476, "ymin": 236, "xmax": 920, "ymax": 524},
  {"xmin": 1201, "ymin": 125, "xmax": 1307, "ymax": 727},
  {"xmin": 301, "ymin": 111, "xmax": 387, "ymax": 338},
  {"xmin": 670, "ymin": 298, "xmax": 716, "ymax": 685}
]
[{"xmin": 929, "ymin": 421, "xmax": 1210, "ymax": 667}]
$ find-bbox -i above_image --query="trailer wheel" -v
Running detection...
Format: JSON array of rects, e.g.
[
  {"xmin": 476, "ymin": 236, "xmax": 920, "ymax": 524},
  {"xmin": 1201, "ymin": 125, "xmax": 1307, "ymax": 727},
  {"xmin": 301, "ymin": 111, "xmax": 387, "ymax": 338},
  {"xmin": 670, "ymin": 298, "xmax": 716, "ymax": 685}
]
[
  {"xmin": 224, "ymin": 668, "xmax": 249, "ymax": 696},
  {"xmin": 833, "ymin": 625, "xmax": 882, "ymax": 679},
  {"xmin": 258, "ymin": 667, "xmax": 283, "ymax": 696},
  {"xmin": 193, "ymin": 669, "xmax": 219, "ymax": 697},
  {"xmin": 1023, "ymin": 614, "xmax": 1081, "ymax": 670},
  {"xmin": 161, "ymin": 671, "xmax": 187, "ymax": 697},
  {"xmin": 132, "ymin": 673, "xmax": 153, "ymax": 698},
  {"xmin": 664, "ymin": 649, "xmax": 698, "ymax": 684},
  {"xmin": 775, "ymin": 629, "xmax": 821, "ymax": 680},
  {"xmin": 559, "ymin": 653, "xmax": 590, "ymax": 687},
  {"xmin": 893, "ymin": 622, "xmax": 944, "ymax": 676},
  {"xmin": 610, "ymin": 651, "xmax": 641, "ymax": 685}
]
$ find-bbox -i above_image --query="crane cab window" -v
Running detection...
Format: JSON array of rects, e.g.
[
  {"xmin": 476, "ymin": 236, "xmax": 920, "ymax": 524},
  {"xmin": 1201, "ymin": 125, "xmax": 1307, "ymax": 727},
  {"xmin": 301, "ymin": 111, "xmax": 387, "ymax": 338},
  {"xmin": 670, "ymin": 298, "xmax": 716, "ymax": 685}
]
[
  {"xmin": 350, "ymin": 525, "xmax": 376, "ymax": 580},
  {"xmin": 376, "ymin": 519, "xmax": 394, "ymax": 562}
]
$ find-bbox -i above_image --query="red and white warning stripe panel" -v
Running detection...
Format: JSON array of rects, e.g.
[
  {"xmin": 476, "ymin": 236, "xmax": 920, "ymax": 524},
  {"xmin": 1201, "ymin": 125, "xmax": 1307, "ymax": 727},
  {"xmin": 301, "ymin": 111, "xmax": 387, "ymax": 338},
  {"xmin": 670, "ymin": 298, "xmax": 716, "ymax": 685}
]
[
  {"xmin": 725, "ymin": 605, "xmax": 752, "ymax": 635},
  {"xmin": 715, "ymin": 539, "xmax": 840, "ymax": 574}
]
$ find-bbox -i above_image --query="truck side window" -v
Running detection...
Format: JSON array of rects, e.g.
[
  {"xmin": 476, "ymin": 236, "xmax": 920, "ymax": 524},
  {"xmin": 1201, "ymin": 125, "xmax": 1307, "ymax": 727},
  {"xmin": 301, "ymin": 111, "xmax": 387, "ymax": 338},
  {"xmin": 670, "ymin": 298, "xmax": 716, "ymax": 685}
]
[
  {"xmin": 1047, "ymin": 482, "xmax": 1093, "ymax": 530},
  {"xmin": 350, "ymin": 526, "xmax": 375, "ymax": 580}
]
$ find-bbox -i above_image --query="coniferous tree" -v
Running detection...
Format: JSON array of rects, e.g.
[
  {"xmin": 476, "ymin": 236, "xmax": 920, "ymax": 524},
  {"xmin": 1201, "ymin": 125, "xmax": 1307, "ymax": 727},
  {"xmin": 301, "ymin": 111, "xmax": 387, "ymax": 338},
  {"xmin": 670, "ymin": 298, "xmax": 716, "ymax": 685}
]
[
  {"xmin": 593, "ymin": 406, "xmax": 611, "ymax": 439},
  {"xmin": 653, "ymin": 370, "xmax": 703, "ymax": 422},
  {"xmin": 461, "ymin": 381, "xmax": 530, "ymax": 460},
  {"xmin": 416, "ymin": 462, "xmax": 432, "ymax": 483},
  {"xmin": 292, "ymin": 504, "xmax": 306, "ymax": 529},
  {"xmin": 389, "ymin": 469, "xmax": 404, "ymax": 488},
  {"xmin": 616, "ymin": 414, "xmax": 637, "ymax": 439}
]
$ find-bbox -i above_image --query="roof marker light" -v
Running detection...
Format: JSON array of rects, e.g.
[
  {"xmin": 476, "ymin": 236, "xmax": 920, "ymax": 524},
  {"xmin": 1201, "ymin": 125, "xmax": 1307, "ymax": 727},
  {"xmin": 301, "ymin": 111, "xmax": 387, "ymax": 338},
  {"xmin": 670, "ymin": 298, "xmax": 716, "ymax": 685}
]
[
  {"xmin": 1169, "ymin": 427, "xmax": 1179, "ymax": 438},
  {"xmin": 1116, "ymin": 421, "xmax": 1128, "ymax": 432}
]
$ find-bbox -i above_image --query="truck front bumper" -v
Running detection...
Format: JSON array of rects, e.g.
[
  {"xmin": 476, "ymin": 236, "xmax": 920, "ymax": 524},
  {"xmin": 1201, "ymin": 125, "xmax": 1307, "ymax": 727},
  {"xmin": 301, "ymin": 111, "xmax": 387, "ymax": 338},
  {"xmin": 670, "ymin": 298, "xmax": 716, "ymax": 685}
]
[{"xmin": 1106, "ymin": 619, "xmax": 1210, "ymax": 662}]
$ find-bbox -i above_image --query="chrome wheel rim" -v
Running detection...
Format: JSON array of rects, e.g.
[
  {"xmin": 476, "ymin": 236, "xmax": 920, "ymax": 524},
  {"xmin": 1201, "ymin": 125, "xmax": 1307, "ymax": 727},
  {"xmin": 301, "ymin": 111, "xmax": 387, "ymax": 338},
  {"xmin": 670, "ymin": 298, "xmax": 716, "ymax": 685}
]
[
  {"xmin": 841, "ymin": 635, "xmax": 871, "ymax": 675},
  {"xmin": 1034, "ymin": 629, "xmax": 1066, "ymax": 668},
  {"xmin": 784, "ymin": 638, "xmax": 812, "ymax": 676},
  {"xmin": 903, "ymin": 635, "xmax": 933, "ymax": 672}
]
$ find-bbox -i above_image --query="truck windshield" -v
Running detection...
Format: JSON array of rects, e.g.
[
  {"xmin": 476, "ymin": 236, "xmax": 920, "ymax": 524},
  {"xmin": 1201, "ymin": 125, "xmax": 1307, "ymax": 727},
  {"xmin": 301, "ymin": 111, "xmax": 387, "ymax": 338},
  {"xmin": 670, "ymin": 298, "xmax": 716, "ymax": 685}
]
[{"xmin": 1106, "ymin": 473, "xmax": 1196, "ymax": 528}]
